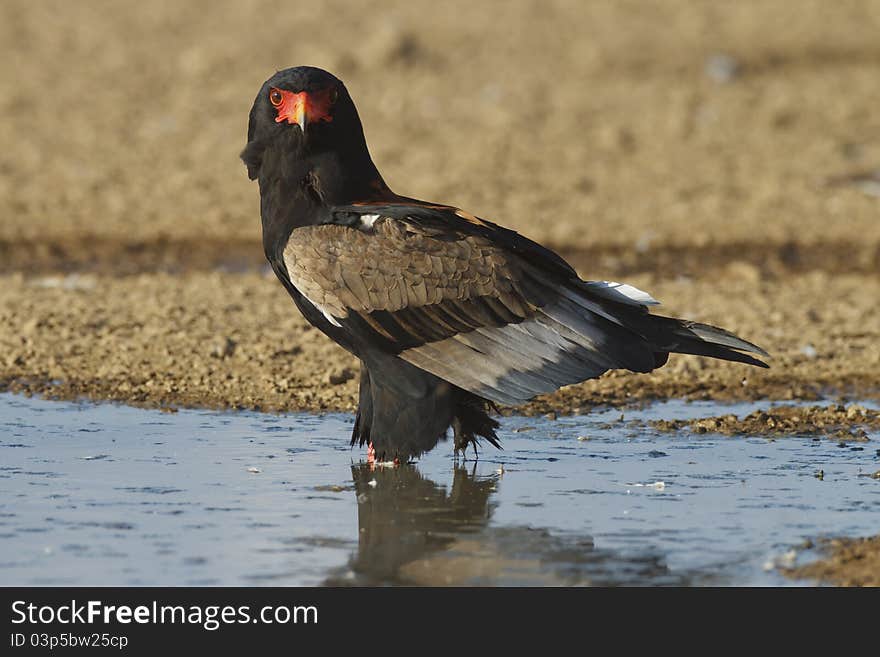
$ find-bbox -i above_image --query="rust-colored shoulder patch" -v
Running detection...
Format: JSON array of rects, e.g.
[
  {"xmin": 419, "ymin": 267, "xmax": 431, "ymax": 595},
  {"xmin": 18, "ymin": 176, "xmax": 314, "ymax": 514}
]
[{"xmin": 350, "ymin": 200, "xmax": 390, "ymax": 207}]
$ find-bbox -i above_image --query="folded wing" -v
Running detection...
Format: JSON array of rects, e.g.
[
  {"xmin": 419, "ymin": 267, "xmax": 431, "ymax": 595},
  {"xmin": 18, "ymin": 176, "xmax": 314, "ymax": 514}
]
[{"xmin": 283, "ymin": 205, "xmax": 767, "ymax": 406}]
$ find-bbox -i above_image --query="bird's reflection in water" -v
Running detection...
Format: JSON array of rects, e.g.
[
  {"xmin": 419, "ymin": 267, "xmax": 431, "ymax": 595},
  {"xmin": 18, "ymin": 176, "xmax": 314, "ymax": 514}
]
[
  {"xmin": 325, "ymin": 463, "xmax": 693, "ymax": 586},
  {"xmin": 324, "ymin": 463, "xmax": 496, "ymax": 585}
]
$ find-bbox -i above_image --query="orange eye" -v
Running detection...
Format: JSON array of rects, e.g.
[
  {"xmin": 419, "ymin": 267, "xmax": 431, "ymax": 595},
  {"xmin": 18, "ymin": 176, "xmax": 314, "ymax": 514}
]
[{"xmin": 269, "ymin": 88, "xmax": 283, "ymax": 107}]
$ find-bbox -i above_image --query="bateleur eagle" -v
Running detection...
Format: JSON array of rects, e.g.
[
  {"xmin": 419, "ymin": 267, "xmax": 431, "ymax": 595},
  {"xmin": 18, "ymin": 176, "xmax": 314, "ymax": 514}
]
[{"xmin": 241, "ymin": 66, "xmax": 768, "ymax": 462}]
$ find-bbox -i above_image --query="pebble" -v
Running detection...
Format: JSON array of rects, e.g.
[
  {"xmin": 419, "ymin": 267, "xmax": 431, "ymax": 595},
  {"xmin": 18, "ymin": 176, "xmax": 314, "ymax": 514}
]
[
  {"xmin": 800, "ymin": 344, "xmax": 818, "ymax": 359},
  {"xmin": 633, "ymin": 481, "xmax": 666, "ymax": 491},
  {"xmin": 705, "ymin": 53, "xmax": 741, "ymax": 83},
  {"xmin": 210, "ymin": 337, "xmax": 236, "ymax": 359},
  {"xmin": 326, "ymin": 368, "xmax": 355, "ymax": 385}
]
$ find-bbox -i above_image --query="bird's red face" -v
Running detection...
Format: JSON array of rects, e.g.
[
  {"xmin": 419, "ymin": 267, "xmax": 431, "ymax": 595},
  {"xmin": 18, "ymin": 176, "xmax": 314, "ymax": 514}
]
[
  {"xmin": 269, "ymin": 86, "xmax": 337, "ymax": 133},
  {"xmin": 242, "ymin": 67, "xmax": 362, "ymax": 180}
]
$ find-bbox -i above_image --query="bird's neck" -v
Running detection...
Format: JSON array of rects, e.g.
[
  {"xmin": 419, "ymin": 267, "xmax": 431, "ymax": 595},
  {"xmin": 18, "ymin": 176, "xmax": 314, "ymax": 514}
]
[{"xmin": 258, "ymin": 146, "xmax": 393, "ymax": 261}]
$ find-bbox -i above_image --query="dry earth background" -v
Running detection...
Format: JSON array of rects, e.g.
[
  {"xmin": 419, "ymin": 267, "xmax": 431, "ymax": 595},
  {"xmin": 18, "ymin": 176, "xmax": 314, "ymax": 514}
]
[{"xmin": 1, "ymin": 0, "xmax": 878, "ymax": 585}]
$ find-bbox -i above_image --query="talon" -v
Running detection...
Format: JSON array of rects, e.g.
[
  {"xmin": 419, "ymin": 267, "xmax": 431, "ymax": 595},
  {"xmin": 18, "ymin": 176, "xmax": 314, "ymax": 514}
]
[{"xmin": 367, "ymin": 442, "xmax": 376, "ymax": 466}]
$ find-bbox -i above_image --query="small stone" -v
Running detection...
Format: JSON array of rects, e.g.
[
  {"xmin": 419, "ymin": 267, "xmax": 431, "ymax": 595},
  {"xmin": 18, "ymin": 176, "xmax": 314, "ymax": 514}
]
[
  {"xmin": 705, "ymin": 53, "xmax": 740, "ymax": 83},
  {"xmin": 845, "ymin": 404, "xmax": 866, "ymax": 420},
  {"xmin": 210, "ymin": 337, "xmax": 236, "ymax": 359},
  {"xmin": 314, "ymin": 484, "xmax": 346, "ymax": 492},
  {"xmin": 800, "ymin": 344, "xmax": 817, "ymax": 359},
  {"xmin": 327, "ymin": 367, "xmax": 355, "ymax": 385}
]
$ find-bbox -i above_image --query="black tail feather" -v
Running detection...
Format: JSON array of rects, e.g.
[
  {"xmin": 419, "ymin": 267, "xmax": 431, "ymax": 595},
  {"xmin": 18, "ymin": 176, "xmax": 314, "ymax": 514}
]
[{"xmin": 648, "ymin": 316, "xmax": 769, "ymax": 368}]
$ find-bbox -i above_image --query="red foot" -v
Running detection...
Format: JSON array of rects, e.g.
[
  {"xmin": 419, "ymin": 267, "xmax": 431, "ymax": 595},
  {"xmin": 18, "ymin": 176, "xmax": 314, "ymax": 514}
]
[{"xmin": 367, "ymin": 443, "xmax": 401, "ymax": 468}]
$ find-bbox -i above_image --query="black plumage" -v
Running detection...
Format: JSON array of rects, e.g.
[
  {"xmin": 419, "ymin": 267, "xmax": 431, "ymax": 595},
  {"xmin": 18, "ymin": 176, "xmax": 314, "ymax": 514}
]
[{"xmin": 242, "ymin": 66, "xmax": 768, "ymax": 462}]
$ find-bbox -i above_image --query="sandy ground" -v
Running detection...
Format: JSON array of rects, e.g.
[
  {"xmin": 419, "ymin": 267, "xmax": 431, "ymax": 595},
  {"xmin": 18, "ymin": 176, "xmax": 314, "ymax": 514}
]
[
  {"xmin": 1, "ymin": 1, "xmax": 879, "ymax": 584},
  {"xmin": 2, "ymin": 269, "xmax": 878, "ymax": 415}
]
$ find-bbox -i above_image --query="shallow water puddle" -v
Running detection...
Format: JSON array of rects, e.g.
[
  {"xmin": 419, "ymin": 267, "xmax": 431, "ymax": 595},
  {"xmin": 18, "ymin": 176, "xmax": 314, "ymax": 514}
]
[{"xmin": 0, "ymin": 394, "xmax": 877, "ymax": 586}]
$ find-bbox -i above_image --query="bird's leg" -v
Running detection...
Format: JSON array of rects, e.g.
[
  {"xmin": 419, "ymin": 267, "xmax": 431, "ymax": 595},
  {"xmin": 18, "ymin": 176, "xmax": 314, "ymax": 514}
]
[
  {"xmin": 452, "ymin": 417, "xmax": 468, "ymax": 458},
  {"xmin": 367, "ymin": 442, "xmax": 400, "ymax": 468},
  {"xmin": 452, "ymin": 418, "xmax": 481, "ymax": 462}
]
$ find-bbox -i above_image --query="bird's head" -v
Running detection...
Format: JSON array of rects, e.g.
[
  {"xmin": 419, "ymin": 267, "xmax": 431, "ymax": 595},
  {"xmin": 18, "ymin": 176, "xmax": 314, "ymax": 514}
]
[{"xmin": 241, "ymin": 66, "xmax": 368, "ymax": 181}]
